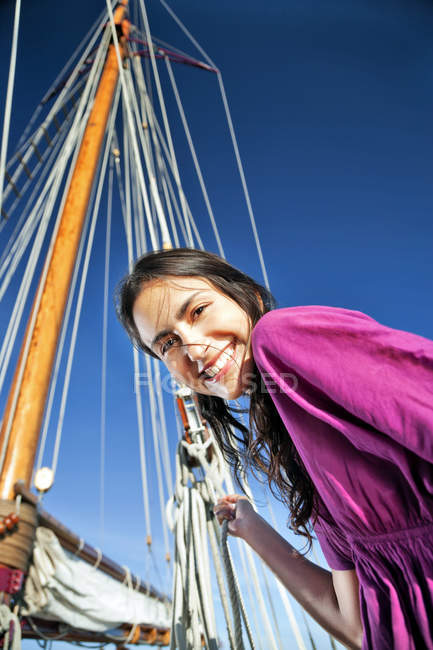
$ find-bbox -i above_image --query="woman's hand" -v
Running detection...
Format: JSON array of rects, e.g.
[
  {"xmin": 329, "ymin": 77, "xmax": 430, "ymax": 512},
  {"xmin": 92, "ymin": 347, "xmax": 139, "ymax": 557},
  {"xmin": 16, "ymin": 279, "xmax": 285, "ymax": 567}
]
[{"xmin": 213, "ymin": 494, "xmax": 258, "ymax": 539}]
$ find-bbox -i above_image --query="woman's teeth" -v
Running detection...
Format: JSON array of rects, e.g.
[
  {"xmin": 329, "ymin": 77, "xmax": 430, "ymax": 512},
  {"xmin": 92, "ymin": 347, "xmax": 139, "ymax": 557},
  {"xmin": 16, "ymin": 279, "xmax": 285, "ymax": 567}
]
[{"xmin": 203, "ymin": 345, "xmax": 235, "ymax": 379}]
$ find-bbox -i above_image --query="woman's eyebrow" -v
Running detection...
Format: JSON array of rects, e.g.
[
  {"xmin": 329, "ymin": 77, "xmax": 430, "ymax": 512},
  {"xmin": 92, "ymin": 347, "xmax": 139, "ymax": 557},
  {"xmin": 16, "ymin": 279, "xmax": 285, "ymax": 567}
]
[{"xmin": 151, "ymin": 290, "xmax": 204, "ymax": 350}]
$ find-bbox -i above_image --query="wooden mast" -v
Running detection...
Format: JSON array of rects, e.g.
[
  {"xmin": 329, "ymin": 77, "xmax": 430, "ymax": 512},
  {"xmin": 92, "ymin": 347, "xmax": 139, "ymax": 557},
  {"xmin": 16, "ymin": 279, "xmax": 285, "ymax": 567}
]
[{"xmin": 0, "ymin": 2, "xmax": 130, "ymax": 500}]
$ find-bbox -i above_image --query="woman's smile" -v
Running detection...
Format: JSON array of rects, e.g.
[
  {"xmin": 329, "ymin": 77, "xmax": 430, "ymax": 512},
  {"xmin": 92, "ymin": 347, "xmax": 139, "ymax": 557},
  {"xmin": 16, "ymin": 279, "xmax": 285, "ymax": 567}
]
[
  {"xmin": 201, "ymin": 343, "xmax": 236, "ymax": 382},
  {"xmin": 132, "ymin": 276, "xmax": 254, "ymax": 399}
]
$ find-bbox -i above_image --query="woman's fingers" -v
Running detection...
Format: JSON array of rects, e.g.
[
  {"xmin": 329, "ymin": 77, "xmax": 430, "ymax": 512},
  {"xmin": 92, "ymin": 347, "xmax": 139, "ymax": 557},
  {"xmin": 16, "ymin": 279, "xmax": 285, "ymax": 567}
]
[
  {"xmin": 223, "ymin": 494, "xmax": 241, "ymax": 504},
  {"xmin": 213, "ymin": 494, "xmax": 255, "ymax": 538},
  {"xmin": 213, "ymin": 503, "xmax": 235, "ymax": 523}
]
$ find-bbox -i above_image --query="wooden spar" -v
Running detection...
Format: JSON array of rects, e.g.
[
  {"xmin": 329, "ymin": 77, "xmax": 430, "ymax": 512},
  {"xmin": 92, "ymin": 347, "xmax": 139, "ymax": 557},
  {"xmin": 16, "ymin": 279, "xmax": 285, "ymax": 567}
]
[
  {"xmin": 14, "ymin": 481, "xmax": 169, "ymax": 603},
  {"xmin": 0, "ymin": 2, "xmax": 130, "ymax": 499}
]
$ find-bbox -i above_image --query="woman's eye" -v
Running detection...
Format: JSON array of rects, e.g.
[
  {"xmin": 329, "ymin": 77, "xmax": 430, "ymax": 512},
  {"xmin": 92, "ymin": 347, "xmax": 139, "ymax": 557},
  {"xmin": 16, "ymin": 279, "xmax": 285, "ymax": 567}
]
[
  {"xmin": 161, "ymin": 337, "xmax": 177, "ymax": 355},
  {"xmin": 193, "ymin": 304, "xmax": 207, "ymax": 319}
]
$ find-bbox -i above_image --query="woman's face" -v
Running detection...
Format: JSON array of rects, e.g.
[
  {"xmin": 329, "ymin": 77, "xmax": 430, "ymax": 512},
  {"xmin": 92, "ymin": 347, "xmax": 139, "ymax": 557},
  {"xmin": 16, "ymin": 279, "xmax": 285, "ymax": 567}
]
[{"xmin": 132, "ymin": 276, "xmax": 255, "ymax": 399}]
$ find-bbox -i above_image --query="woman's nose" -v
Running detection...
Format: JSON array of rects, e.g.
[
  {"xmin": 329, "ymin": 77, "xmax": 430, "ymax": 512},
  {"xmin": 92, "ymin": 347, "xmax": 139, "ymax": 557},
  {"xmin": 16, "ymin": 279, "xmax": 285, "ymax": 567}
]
[
  {"xmin": 179, "ymin": 329, "xmax": 207, "ymax": 363},
  {"xmin": 184, "ymin": 340, "xmax": 207, "ymax": 363}
]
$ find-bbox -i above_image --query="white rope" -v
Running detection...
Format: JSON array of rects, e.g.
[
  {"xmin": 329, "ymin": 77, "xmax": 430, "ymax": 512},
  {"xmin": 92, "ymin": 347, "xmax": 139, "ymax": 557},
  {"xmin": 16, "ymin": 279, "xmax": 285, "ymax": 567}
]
[
  {"xmin": 0, "ymin": 22, "xmax": 110, "ymax": 406},
  {"xmin": 265, "ymin": 497, "xmax": 308, "ymax": 650},
  {"xmin": 121, "ymin": 101, "xmax": 134, "ymax": 262},
  {"xmin": 231, "ymin": 403, "xmax": 309, "ymax": 650},
  {"xmin": 133, "ymin": 349, "xmax": 153, "ymax": 543},
  {"xmin": 119, "ymin": 148, "xmax": 153, "ymax": 544},
  {"xmin": 132, "ymin": 56, "xmax": 180, "ymax": 247},
  {"xmin": 131, "ymin": 145, "xmax": 148, "ymax": 255},
  {"xmin": 150, "ymin": 116, "xmax": 198, "ymax": 248},
  {"xmin": 2, "ymin": 21, "xmax": 109, "ymax": 210},
  {"xmin": 7, "ymin": 74, "xmax": 86, "ymax": 178},
  {"xmin": 144, "ymin": 356, "xmax": 171, "ymax": 558},
  {"xmin": 0, "ymin": 125, "xmax": 70, "ymax": 293},
  {"xmin": 0, "ymin": 96, "xmax": 98, "ymax": 473},
  {"xmin": 158, "ymin": 156, "xmax": 189, "ymax": 246},
  {"xmin": 51, "ymin": 87, "xmax": 119, "ymax": 478},
  {"xmin": 159, "ymin": 0, "xmax": 270, "ymax": 286},
  {"xmin": 15, "ymin": 3, "xmax": 113, "ymax": 151},
  {"xmin": 123, "ymin": 62, "xmax": 170, "ymax": 248},
  {"xmin": 136, "ymin": 0, "xmax": 192, "ymax": 245},
  {"xmin": 152, "ymin": 359, "xmax": 174, "ymax": 495},
  {"xmin": 257, "ymin": 561, "xmax": 283, "ymax": 648},
  {"xmin": 1, "ymin": 108, "xmax": 68, "ymax": 231},
  {"xmin": 125, "ymin": 69, "xmax": 167, "ymax": 250},
  {"xmin": 215, "ymin": 71, "xmax": 270, "ymax": 288},
  {"xmin": 0, "ymin": 0, "xmax": 22, "ymax": 216},
  {"xmin": 184, "ymin": 202, "xmax": 205, "ymax": 251},
  {"xmin": 33, "ymin": 73, "xmax": 115, "ymax": 472},
  {"xmin": 74, "ymin": 537, "xmax": 85, "ymax": 556},
  {"xmin": 217, "ymin": 444, "xmax": 279, "ymax": 650},
  {"xmin": 93, "ymin": 547, "xmax": 103, "ymax": 570},
  {"xmin": 105, "ymin": 0, "xmax": 162, "ymax": 251},
  {"xmin": 0, "ymin": 604, "xmax": 21, "ymax": 650},
  {"xmin": 220, "ymin": 520, "xmax": 246, "ymax": 650},
  {"xmin": 6, "ymin": 64, "xmax": 86, "ymax": 201},
  {"xmin": 99, "ymin": 152, "xmax": 114, "ymax": 545},
  {"xmin": 206, "ymin": 514, "xmax": 236, "ymax": 649},
  {"xmin": 34, "ymin": 176, "xmax": 93, "ymax": 477},
  {"xmin": 165, "ymin": 56, "xmax": 225, "ymax": 258},
  {"xmin": 169, "ymin": 403, "xmax": 257, "ymax": 650}
]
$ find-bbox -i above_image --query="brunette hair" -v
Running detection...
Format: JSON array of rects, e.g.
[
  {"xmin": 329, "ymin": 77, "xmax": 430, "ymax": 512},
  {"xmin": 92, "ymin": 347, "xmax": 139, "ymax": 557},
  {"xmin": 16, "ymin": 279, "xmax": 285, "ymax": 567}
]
[{"xmin": 116, "ymin": 248, "xmax": 316, "ymax": 547}]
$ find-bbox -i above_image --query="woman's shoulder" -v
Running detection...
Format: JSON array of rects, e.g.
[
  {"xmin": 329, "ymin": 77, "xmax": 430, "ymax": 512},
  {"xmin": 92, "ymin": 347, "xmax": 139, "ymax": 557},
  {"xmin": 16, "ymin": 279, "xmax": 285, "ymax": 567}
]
[{"xmin": 251, "ymin": 305, "xmax": 372, "ymax": 348}]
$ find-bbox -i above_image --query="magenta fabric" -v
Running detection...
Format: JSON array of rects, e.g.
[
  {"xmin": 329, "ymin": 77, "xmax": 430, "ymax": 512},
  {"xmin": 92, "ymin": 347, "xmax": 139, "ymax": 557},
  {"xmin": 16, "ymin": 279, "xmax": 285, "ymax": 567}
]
[{"xmin": 251, "ymin": 306, "xmax": 433, "ymax": 650}]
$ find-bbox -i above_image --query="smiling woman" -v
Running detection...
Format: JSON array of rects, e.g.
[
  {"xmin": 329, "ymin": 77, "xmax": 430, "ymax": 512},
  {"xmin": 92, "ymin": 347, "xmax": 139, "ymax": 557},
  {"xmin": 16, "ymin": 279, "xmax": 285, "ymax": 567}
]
[
  {"xmin": 117, "ymin": 248, "xmax": 273, "ymax": 398},
  {"xmin": 117, "ymin": 246, "xmax": 433, "ymax": 650},
  {"xmin": 132, "ymin": 277, "xmax": 256, "ymax": 399}
]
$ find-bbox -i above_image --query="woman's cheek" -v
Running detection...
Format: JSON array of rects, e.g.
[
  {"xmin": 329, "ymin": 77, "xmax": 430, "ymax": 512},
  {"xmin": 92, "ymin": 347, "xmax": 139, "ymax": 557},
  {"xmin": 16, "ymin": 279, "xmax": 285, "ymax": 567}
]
[{"xmin": 168, "ymin": 362, "xmax": 194, "ymax": 388}]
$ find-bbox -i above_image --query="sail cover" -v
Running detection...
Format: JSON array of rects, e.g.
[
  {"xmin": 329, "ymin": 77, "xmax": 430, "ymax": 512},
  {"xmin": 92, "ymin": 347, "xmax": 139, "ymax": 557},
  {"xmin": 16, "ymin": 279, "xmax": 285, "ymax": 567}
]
[{"xmin": 23, "ymin": 528, "xmax": 171, "ymax": 632}]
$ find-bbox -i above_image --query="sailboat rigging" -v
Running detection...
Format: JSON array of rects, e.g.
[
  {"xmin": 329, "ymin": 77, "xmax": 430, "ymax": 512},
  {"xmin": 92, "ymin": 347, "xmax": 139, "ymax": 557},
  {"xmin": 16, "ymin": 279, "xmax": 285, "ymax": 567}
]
[{"xmin": 0, "ymin": 1, "xmax": 330, "ymax": 648}]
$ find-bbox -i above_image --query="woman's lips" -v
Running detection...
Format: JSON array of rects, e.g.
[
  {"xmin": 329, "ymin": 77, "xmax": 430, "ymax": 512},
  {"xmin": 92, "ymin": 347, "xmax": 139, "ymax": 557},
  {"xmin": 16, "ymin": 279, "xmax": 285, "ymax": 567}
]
[{"xmin": 202, "ymin": 345, "xmax": 236, "ymax": 385}]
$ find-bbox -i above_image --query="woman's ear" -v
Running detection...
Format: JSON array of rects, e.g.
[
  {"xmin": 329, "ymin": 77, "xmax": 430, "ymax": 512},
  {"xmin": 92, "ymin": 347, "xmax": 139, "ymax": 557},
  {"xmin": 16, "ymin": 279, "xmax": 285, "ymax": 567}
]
[{"xmin": 255, "ymin": 290, "xmax": 264, "ymax": 314}]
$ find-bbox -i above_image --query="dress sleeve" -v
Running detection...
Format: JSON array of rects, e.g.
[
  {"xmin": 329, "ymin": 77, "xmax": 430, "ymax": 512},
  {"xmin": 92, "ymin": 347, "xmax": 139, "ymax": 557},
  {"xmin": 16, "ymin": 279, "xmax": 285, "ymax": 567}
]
[
  {"xmin": 251, "ymin": 306, "xmax": 433, "ymax": 463},
  {"xmin": 313, "ymin": 518, "xmax": 355, "ymax": 571}
]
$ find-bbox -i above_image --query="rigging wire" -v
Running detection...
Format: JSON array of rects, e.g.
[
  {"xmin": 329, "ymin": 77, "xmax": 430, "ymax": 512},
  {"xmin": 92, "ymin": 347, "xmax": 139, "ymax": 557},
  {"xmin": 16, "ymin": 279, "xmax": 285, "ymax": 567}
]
[
  {"xmin": 149, "ymin": 115, "xmax": 203, "ymax": 249},
  {"xmin": 0, "ymin": 0, "xmax": 22, "ymax": 216},
  {"xmin": 159, "ymin": 0, "xmax": 270, "ymax": 287},
  {"xmin": 0, "ymin": 28, "xmax": 112, "ymax": 440},
  {"xmin": 113, "ymin": 134, "xmax": 153, "ymax": 550},
  {"xmin": 1, "ymin": 76, "xmax": 87, "ymax": 229},
  {"xmin": 222, "ymin": 467, "xmax": 279, "ymax": 650},
  {"xmin": 99, "ymin": 152, "xmax": 114, "ymax": 546},
  {"xmin": 0, "ymin": 126, "xmax": 70, "ymax": 297},
  {"xmin": 0, "ymin": 24, "xmax": 112, "ymax": 463},
  {"xmin": 0, "ymin": 5, "xmax": 311, "ymax": 648},
  {"xmin": 164, "ymin": 57, "xmax": 225, "ymax": 258},
  {"xmin": 136, "ymin": 0, "xmax": 192, "ymax": 245},
  {"xmin": 123, "ymin": 66, "xmax": 167, "ymax": 248},
  {"xmin": 15, "ymin": 3, "xmax": 114, "ymax": 151},
  {"xmin": 34, "ymin": 91, "xmax": 110, "ymax": 475},
  {"xmin": 34, "ymin": 179, "xmax": 92, "ymax": 479},
  {"xmin": 104, "ymin": 0, "xmax": 166, "ymax": 250},
  {"xmin": 20, "ymin": 48, "xmax": 119, "ymax": 471},
  {"xmin": 233, "ymin": 406, "xmax": 309, "ymax": 650},
  {"xmin": 50, "ymin": 80, "xmax": 120, "ymax": 479},
  {"xmin": 2, "ymin": 18, "xmax": 106, "ymax": 212},
  {"xmin": 152, "ymin": 359, "xmax": 174, "ymax": 496},
  {"xmin": 123, "ymin": 64, "xmax": 176, "ymax": 497}
]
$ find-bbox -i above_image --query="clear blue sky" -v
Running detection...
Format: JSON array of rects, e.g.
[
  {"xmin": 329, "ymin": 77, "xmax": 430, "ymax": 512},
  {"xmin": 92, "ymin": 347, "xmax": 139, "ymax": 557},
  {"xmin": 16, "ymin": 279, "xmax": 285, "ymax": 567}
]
[{"xmin": 1, "ymin": 1, "xmax": 433, "ymax": 648}]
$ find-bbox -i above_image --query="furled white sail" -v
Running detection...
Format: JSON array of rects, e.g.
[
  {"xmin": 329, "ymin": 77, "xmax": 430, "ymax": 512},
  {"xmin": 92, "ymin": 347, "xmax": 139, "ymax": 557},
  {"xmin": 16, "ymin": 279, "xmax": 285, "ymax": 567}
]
[{"xmin": 23, "ymin": 527, "xmax": 171, "ymax": 632}]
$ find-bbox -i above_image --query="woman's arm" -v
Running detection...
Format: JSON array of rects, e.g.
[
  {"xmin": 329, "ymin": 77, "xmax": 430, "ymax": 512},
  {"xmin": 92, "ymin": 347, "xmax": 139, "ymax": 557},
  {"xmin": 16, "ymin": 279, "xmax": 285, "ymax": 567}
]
[{"xmin": 214, "ymin": 495, "xmax": 363, "ymax": 650}]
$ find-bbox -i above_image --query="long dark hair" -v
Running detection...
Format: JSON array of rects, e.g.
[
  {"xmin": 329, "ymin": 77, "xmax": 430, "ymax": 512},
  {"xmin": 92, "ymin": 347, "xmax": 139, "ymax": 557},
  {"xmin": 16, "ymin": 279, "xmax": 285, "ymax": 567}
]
[{"xmin": 116, "ymin": 248, "xmax": 316, "ymax": 547}]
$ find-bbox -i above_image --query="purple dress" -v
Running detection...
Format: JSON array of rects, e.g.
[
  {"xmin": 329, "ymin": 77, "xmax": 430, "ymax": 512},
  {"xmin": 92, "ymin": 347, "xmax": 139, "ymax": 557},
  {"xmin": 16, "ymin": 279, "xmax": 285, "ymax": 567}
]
[{"xmin": 251, "ymin": 306, "xmax": 433, "ymax": 650}]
